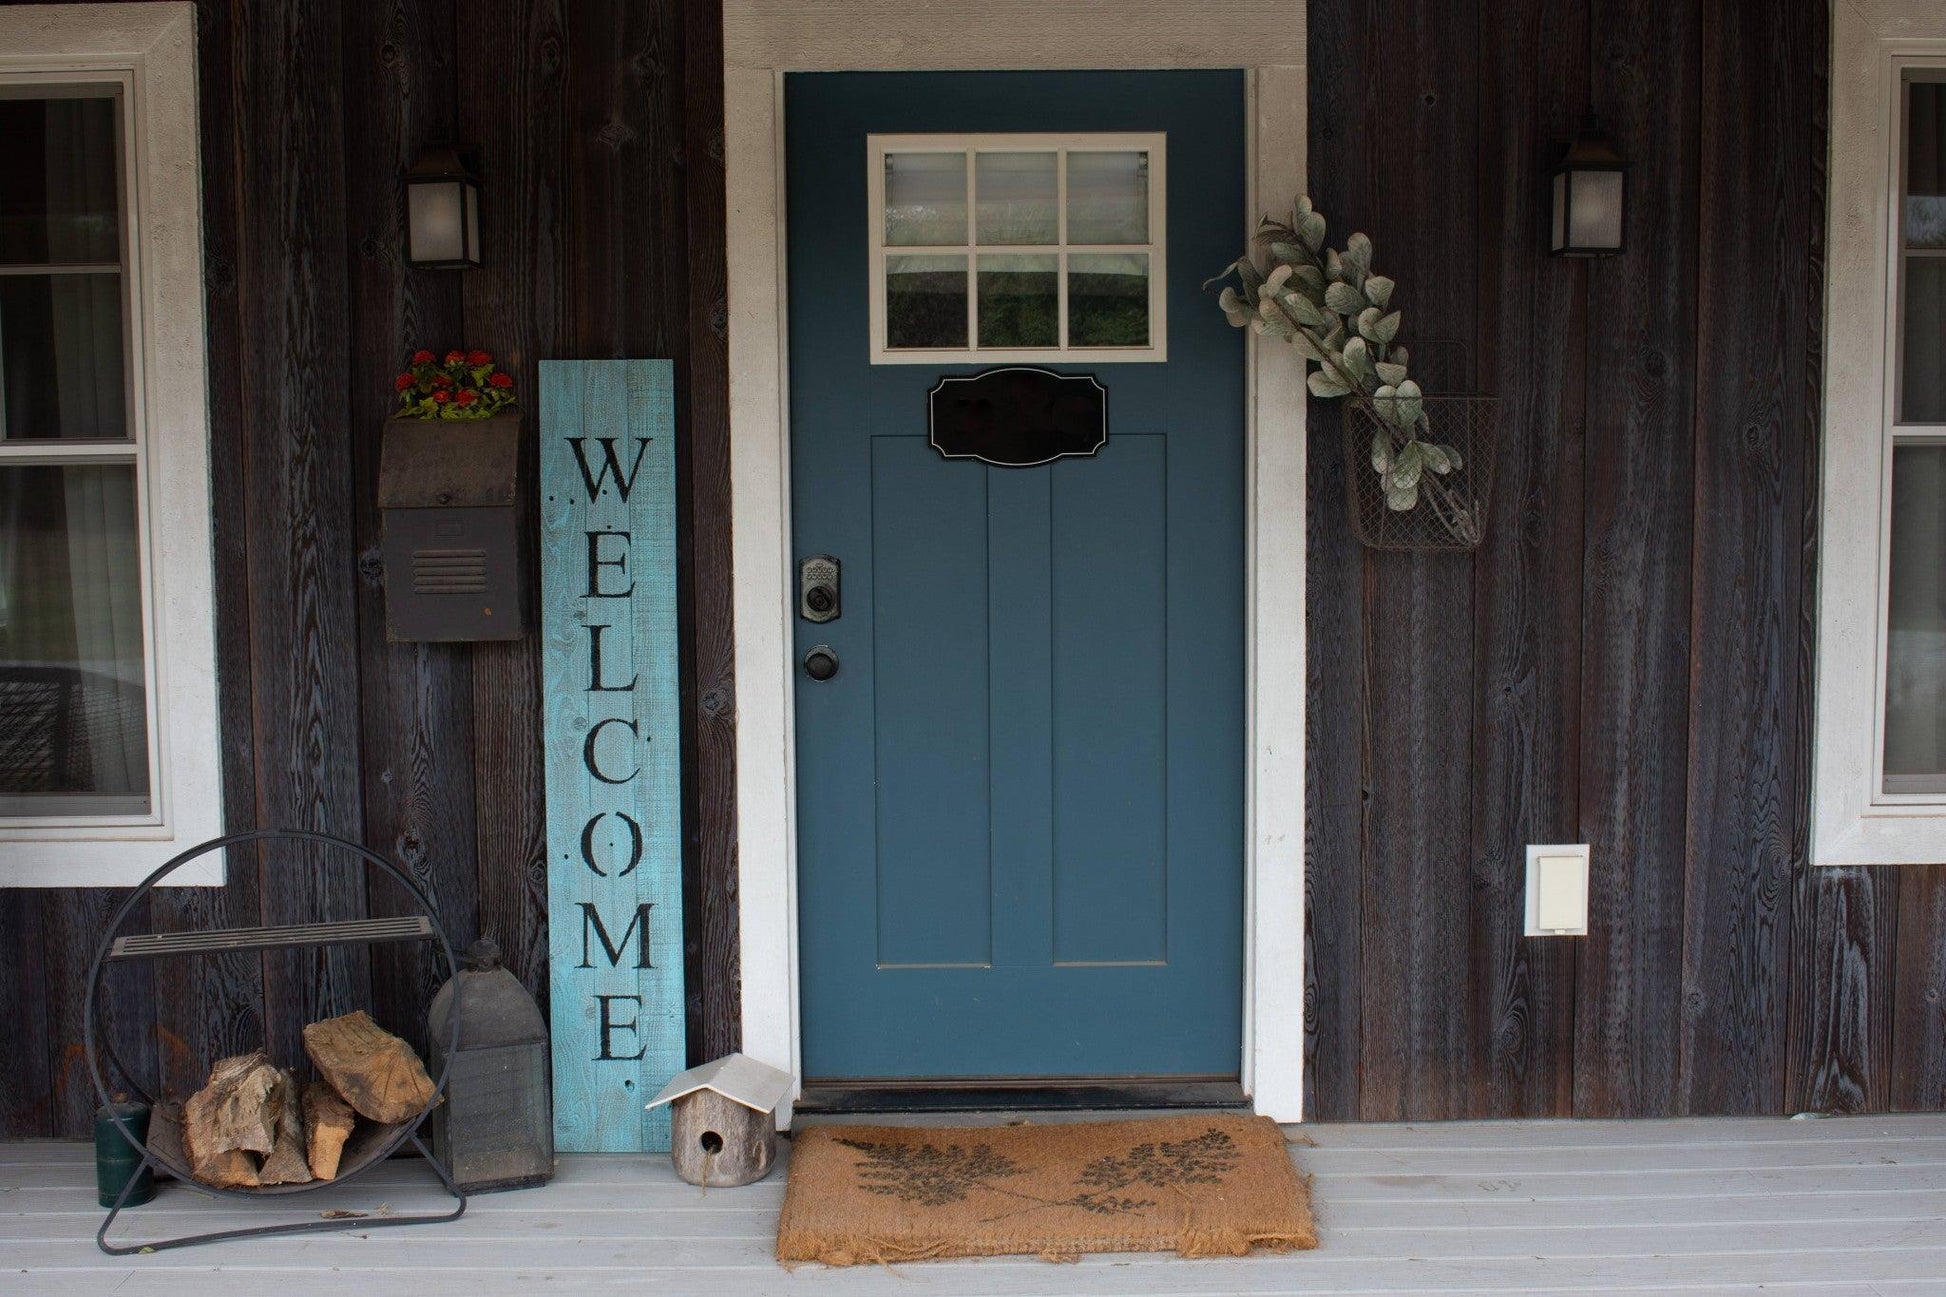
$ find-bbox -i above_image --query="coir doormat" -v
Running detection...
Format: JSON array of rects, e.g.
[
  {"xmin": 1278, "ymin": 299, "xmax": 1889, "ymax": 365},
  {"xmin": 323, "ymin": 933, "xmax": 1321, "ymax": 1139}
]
[{"xmin": 776, "ymin": 1113, "xmax": 1316, "ymax": 1265}]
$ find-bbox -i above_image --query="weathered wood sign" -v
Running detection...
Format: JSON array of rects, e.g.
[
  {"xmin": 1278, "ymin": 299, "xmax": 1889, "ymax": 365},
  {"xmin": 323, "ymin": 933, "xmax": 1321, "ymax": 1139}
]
[{"xmin": 540, "ymin": 360, "xmax": 684, "ymax": 1152}]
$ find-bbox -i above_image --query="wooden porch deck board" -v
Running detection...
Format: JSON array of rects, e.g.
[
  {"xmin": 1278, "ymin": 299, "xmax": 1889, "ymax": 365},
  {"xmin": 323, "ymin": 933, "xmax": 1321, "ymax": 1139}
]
[{"xmin": 5, "ymin": 1115, "xmax": 1944, "ymax": 1295}]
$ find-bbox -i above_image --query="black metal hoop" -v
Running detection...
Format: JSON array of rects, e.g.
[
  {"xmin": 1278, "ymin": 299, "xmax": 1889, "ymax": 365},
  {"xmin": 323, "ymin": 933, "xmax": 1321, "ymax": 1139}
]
[{"xmin": 83, "ymin": 827, "xmax": 467, "ymax": 1253}]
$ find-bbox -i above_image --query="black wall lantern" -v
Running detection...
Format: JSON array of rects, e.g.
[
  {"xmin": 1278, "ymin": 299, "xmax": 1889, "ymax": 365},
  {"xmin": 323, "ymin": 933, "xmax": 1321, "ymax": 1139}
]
[
  {"xmin": 1548, "ymin": 110, "xmax": 1628, "ymax": 256},
  {"xmin": 405, "ymin": 146, "xmax": 482, "ymax": 269}
]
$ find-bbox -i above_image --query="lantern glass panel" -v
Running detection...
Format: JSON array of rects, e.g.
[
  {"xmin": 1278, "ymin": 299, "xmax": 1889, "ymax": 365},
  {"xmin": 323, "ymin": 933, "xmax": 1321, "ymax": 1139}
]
[
  {"xmin": 464, "ymin": 182, "xmax": 479, "ymax": 263},
  {"xmin": 1550, "ymin": 173, "xmax": 1567, "ymax": 251},
  {"xmin": 1567, "ymin": 169, "xmax": 1624, "ymax": 250},
  {"xmin": 408, "ymin": 180, "xmax": 466, "ymax": 265}
]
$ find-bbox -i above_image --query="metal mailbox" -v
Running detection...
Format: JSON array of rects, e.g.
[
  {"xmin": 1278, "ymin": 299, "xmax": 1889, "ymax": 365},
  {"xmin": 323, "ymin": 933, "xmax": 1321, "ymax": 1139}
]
[{"xmin": 379, "ymin": 414, "xmax": 531, "ymax": 641}]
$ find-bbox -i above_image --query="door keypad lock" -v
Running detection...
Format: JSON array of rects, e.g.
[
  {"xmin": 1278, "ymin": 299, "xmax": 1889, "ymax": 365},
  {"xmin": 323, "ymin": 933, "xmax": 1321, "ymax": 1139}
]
[{"xmin": 799, "ymin": 554, "xmax": 840, "ymax": 623}]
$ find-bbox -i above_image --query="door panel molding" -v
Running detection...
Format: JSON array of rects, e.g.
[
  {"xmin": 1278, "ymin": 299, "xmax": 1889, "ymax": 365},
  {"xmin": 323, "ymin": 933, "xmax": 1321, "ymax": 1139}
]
[{"xmin": 728, "ymin": 47, "xmax": 1306, "ymax": 1124}]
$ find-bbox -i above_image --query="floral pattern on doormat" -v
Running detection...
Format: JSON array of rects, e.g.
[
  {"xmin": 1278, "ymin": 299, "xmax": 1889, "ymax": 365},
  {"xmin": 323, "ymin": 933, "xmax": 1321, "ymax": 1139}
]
[
  {"xmin": 835, "ymin": 1137, "xmax": 1028, "ymax": 1208},
  {"xmin": 837, "ymin": 1127, "xmax": 1242, "ymax": 1221},
  {"xmin": 777, "ymin": 1114, "xmax": 1318, "ymax": 1265}
]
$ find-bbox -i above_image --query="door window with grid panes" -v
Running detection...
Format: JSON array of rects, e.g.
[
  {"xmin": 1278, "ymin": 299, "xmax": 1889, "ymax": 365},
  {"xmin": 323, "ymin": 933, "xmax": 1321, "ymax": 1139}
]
[{"xmin": 867, "ymin": 134, "xmax": 1166, "ymax": 364}]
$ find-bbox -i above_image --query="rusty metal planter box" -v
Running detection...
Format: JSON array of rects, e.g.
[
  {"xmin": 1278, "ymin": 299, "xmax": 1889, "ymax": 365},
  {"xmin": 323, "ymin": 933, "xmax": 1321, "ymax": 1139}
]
[{"xmin": 379, "ymin": 413, "xmax": 532, "ymax": 641}]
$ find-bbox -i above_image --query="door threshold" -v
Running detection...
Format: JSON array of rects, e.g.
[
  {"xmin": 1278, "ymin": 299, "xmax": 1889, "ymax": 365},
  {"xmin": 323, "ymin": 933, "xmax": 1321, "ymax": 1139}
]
[{"xmin": 795, "ymin": 1078, "xmax": 1245, "ymax": 1115}]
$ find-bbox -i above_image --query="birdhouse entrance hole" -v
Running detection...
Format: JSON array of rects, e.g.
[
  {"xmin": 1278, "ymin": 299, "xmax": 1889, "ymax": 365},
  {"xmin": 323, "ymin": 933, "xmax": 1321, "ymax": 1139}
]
[{"xmin": 699, "ymin": 1131, "xmax": 724, "ymax": 1155}]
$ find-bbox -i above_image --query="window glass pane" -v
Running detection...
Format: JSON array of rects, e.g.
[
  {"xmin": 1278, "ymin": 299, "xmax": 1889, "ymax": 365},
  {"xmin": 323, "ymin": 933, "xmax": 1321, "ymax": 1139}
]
[
  {"xmin": 886, "ymin": 254, "xmax": 967, "ymax": 349},
  {"xmin": 885, "ymin": 152, "xmax": 967, "ymax": 246},
  {"xmin": 1068, "ymin": 253, "xmax": 1149, "ymax": 347},
  {"xmin": 1066, "ymin": 151, "xmax": 1148, "ymax": 245},
  {"xmin": 1903, "ymin": 259, "xmax": 1946, "ymax": 422},
  {"xmin": 0, "ymin": 272, "xmax": 129, "ymax": 441},
  {"xmin": 1885, "ymin": 444, "xmax": 1946, "ymax": 792},
  {"xmin": 0, "ymin": 95, "xmax": 121, "ymax": 265},
  {"xmin": 1909, "ymin": 82, "xmax": 1946, "ymax": 249},
  {"xmin": 978, "ymin": 254, "xmax": 1058, "ymax": 348},
  {"xmin": 975, "ymin": 152, "xmax": 1057, "ymax": 245},
  {"xmin": 0, "ymin": 462, "xmax": 150, "ymax": 816}
]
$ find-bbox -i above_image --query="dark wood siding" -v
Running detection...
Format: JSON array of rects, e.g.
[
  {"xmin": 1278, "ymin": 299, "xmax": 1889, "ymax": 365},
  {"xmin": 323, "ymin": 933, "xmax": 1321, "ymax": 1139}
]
[
  {"xmin": 3, "ymin": 0, "xmax": 1941, "ymax": 1138},
  {"xmin": 1306, "ymin": 0, "xmax": 1946, "ymax": 1121},
  {"xmin": 0, "ymin": 0, "xmax": 736, "ymax": 1136}
]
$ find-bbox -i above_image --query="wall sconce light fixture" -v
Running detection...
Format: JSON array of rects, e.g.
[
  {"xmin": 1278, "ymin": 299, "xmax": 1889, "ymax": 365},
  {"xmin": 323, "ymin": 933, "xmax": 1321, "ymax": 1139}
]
[
  {"xmin": 405, "ymin": 146, "xmax": 482, "ymax": 269},
  {"xmin": 1549, "ymin": 110, "xmax": 1627, "ymax": 257}
]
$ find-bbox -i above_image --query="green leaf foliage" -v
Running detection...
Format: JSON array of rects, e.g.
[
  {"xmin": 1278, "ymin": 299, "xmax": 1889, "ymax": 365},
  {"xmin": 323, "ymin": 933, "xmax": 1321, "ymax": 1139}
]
[
  {"xmin": 1324, "ymin": 281, "xmax": 1365, "ymax": 315},
  {"xmin": 1206, "ymin": 196, "xmax": 1476, "ymax": 536},
  {"xmin": 1343, "ymin": 231, "xmax": 1374, "ymax": 281},
  {"xmin": 1308, "ymin": 369, "xmax": 1353, "ymax": 399}
]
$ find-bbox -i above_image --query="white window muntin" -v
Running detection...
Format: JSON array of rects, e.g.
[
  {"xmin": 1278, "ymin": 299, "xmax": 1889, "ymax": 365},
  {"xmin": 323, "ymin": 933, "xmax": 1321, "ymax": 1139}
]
[
  {"xmin": 866, "ymin": 132, "xmax": 1167, "ymax": 365},
  {"xmin": 0, "ymin": 4, "xmax": 222, "ymax": 885}
]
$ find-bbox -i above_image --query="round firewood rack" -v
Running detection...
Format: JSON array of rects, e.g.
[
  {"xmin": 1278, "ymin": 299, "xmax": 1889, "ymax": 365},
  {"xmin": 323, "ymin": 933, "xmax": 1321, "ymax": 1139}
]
[{"xmin": 86, "ymin": 828, "xmax": 467, "ymax": 1255}]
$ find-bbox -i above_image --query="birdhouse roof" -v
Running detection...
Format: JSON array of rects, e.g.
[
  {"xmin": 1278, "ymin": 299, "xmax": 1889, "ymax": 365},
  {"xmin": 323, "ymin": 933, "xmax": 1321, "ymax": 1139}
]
[{"xmin": 642, "ymin": 1052, "xmax": 795, "ymax": 1114}]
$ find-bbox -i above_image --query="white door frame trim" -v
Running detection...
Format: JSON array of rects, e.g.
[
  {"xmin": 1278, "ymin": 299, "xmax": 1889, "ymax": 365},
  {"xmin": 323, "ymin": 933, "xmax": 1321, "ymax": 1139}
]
[{"xmin": 727, "ymin": 34, "xmax": 1307, "ymax": 1125}]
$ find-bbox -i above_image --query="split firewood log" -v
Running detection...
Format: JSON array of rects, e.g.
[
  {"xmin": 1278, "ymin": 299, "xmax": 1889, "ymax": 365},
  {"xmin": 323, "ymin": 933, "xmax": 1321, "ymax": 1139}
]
[
  {"xmin": 181, "ymin": 1051, "xmax": 281, "ymax": 1188},
  {"xmin": 302, "ymin": 1081, "xmax": 357, "ymax": 1181},
  {"xmin": 257, "ymin": 1069, "xmax": 315, "ymax": 1186},
  {"xmin": 302, "ymin": 1010, "xmax": 439, "ymax": 1124}
]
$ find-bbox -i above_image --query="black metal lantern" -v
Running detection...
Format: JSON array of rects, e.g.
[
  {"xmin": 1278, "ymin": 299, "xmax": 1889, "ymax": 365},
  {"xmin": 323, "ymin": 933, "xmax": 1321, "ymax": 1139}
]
[
  {"xmin": 1549, "ymin": 110, "xmax": 1627, "ymax": 256},
  {"xmin": 404, "ymin": 146, "xmax": 482, "ymax": 269},
  {"xmin": 427, "ymin": 939, "xmax": 552, "ymax": 1192}
]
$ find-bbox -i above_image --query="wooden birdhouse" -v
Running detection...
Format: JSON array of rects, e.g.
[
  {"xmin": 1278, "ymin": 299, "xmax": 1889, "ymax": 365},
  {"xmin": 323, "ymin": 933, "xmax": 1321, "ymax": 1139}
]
[{"xmin": 643, "ymin": 1054, "xmax": 794, "ymax": 1188}]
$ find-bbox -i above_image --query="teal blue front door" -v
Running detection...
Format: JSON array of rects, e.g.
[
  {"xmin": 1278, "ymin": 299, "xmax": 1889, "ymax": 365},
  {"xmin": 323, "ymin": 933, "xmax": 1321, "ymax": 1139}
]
[{"xmin": 788, "ymin": 70, "xmax": 1246, "ymax": 1082}]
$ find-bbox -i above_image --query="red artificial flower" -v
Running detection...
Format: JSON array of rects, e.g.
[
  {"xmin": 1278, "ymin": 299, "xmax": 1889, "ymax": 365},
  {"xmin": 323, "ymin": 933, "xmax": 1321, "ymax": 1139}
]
[
  {"xmin": 411, "ymin": 349, "xmax": 434, "ymax": 364},
  {"xmin": 394, "ymin": 372, "xmax": 415, "ymax": 391},
  {"xmin": 432, "ymin": 390, "xmax": 451, "ymax": 404},
  {"xmin": 466, "ymin": 349, "xmax": 492, "ymax": 367},
  {"xmin": 431, "ymin": 373, "xmax": 454, "ymax": 388},
  {"xmin": 488, "ymin": 372, "xmax": 514, "ymax": 388},
  {"xmin": 444, "ymin": 350, "xmax": 465, "ymax": 364},
  {"xmin": 455, "ymin": 389, "xmax": 479, "ymax": 407}
]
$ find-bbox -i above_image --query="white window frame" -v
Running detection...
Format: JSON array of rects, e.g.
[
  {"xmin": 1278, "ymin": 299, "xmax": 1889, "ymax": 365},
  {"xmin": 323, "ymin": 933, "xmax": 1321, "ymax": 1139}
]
[
  {"xmin": 866, "ymin": 132, "xmax": 1168, "ymax": 365},
  {"xmin": 0, "ymin": 4, "xmax": 222, "ymax": 886}
]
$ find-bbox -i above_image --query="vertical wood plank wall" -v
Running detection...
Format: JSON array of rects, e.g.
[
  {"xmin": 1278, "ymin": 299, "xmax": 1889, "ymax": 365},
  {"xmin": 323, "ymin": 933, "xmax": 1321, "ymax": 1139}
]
[
  {"xmin": 3, "ymin": 0, "xmax": 1943, "ymax": 1138},
  {"xmin": 1305, "ymin": 0, "xmax": 1946, "ymax": 1120},
  {"xmin": 0, "ymin": 0, "xmax": 737, "ymax": 1137}
]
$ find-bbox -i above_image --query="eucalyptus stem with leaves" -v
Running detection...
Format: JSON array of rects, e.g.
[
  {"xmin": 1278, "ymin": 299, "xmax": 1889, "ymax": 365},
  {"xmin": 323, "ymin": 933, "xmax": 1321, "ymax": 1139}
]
[{"xmin": 1207, "ymin": 198, "xmax": 1482, "ymax": 545}]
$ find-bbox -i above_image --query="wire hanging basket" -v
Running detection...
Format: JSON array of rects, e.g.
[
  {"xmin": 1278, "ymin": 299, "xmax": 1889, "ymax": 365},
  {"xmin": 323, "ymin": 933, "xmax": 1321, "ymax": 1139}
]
[{"xmin": 1343, "ymin": 394, "xmax": 1500, "ymax": 552}]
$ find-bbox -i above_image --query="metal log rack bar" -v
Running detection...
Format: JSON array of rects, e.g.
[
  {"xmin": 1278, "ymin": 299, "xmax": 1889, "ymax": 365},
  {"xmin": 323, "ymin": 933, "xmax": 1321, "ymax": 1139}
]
[
  {"xmin": 85, "ymin": 827, "xmax": 468, "ymax": 1255},
  {"xmin": 110, "ymin": 915, "xmax": 437, "ymax": 960}
]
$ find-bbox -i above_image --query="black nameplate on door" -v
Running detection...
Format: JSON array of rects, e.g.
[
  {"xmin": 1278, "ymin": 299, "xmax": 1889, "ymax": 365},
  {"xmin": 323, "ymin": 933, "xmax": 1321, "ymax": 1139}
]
[{"xmin": 927, "ymin": 367, "xmax": 1107, "ymax": 468}]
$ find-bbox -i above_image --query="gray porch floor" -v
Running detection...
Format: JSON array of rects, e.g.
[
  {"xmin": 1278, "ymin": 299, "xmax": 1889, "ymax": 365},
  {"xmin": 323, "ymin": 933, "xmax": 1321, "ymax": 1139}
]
[{"xmin": 5, "ymin": 1113, "xmax": 1946, "ymax": 1295}]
